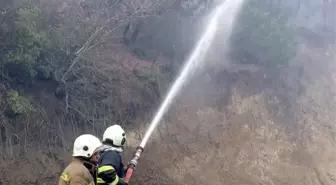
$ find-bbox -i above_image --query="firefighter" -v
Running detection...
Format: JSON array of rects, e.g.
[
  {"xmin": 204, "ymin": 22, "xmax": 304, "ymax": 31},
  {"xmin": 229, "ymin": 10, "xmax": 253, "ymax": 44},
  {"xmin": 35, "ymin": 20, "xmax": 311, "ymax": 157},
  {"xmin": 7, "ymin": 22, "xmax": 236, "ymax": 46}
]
[
  {"xmin": 58, "ymin": 134, "xmax": 103, "ymax": 185},
  {"xmin": 97, "ymin": 124, "xmax": 128, "ymax": 185}
]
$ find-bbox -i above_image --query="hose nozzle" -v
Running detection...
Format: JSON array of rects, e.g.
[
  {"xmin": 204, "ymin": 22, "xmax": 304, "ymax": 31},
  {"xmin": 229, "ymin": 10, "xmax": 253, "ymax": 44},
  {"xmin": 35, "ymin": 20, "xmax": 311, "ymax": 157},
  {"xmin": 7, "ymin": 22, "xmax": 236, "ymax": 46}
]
[{"xmin": 124, "ymin": 146, "xmax": 144, "ymax": 183}]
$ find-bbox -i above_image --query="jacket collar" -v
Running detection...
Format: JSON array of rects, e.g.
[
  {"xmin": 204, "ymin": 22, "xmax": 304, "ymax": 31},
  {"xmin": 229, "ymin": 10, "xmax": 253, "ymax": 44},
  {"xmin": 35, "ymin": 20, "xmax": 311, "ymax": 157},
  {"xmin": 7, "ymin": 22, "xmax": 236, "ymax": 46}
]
[
  {"xmin": 101, "ymin": 144, "xmax": 123, "ymax": 153},
  {"xmin": 73, "ymin": 157, "xmax": 97, "ymax": 178}
]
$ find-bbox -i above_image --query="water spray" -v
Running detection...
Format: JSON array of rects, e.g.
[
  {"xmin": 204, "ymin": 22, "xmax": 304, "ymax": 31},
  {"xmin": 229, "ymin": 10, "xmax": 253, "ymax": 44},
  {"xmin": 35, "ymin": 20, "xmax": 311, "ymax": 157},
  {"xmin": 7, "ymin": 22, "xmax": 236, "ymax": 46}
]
[{"xmin": 123, "ymin": 0, "xmax": 244, "ymax": 182}]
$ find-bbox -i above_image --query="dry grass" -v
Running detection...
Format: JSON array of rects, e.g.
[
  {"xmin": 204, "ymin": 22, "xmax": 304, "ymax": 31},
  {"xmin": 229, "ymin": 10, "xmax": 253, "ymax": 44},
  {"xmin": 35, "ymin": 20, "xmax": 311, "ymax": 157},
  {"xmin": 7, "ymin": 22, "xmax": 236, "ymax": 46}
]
[
  {"xmin": 125, "ymin": 40, "xmax": 336, "ymax": 185},
  {"xmin": 0, "ymin": 39, "xmax": 335, "ymax": 185},
  {"xmin": 0, "ymin": 147, "xmax": 69, "ymax": 185}
]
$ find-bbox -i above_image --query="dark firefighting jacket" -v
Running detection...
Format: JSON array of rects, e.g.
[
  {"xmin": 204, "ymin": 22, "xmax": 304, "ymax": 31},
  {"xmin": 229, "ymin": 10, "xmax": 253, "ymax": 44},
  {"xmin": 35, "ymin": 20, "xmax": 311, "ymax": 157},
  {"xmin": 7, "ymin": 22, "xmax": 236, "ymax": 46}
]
[{"xmin": 97, "ymin": 147, "xmax": 128, "ymax": 185}]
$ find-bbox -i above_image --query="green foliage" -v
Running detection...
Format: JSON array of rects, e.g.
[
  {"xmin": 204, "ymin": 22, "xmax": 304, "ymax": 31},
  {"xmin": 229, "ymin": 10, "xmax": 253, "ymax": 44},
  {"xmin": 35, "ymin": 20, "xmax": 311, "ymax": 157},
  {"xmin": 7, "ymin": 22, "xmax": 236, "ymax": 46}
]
[
  {"xmin": 3, "ymin": 7, "xmax": 47, "ymax": 84},
  {"xmin": 0, "ymin": 3, "xmax": 73, "ymax": 85},
  {"xmin": 230, "ymin": 0, "xmax": 297, "ymax": 69},
  {"xmin": 6, "ymin": 90, "xmax": 34, "ymax": 115},
  {"xmin": 0, "ymin": 0, "xmax": 181, "ymax": 126}
]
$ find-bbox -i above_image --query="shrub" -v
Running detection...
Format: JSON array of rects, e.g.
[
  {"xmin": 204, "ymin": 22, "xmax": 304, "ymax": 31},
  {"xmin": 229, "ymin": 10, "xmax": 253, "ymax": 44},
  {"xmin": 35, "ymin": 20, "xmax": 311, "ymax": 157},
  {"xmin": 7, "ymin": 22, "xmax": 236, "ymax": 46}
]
[{"xmin": 6, "ymin": 90, "xmax": 34, "ymax": 116}]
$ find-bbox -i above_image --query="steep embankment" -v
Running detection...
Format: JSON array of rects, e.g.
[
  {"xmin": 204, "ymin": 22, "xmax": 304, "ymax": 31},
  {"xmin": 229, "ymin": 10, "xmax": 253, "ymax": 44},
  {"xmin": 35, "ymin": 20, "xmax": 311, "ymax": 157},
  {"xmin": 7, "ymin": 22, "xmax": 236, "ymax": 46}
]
[
  {"xmin": 0, "ymin": 46, "xmax": 166, "ymax": 185},
  {"xmin": 1, "ymin": 0, "xmax": 334, "ymax": 185},
  {"xmin": 1, "ymin": 23, "xmax": 334, "ymax": 185},
  {"xmin": 0, "ymin": 39, "xmax": 334, "ymax": 185},
  {"xmin": 128, "ymin": 39, "xmax": 336, "ymax": 185}
]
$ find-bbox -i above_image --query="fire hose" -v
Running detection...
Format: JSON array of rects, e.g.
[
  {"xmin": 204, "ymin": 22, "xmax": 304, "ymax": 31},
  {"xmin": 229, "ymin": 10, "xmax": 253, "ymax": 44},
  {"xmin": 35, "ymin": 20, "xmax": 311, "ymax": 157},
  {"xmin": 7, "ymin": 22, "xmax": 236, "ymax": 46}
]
[{"xmin": 123, "ymin": 146, "xmax": 144, "ymax": 183}]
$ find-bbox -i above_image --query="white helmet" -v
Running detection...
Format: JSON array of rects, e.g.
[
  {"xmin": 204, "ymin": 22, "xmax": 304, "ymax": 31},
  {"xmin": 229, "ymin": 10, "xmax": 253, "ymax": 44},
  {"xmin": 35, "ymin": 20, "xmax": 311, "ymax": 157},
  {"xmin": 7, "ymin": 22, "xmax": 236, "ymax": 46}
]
[
  {"xmin": 72, "ymin": 134, "xmax": 102, "ymax": 158},
  {"xmin": 102, "ymin": 125, "xmax": 126, "ymax": 147}
]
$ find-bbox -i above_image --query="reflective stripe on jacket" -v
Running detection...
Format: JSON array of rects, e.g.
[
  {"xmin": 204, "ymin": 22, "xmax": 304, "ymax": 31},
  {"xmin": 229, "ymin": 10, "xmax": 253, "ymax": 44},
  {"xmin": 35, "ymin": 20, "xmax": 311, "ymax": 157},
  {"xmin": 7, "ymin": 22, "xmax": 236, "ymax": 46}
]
[{"xmin": 97, "ymin": 149, "xmax": 127, "ymax": 185}]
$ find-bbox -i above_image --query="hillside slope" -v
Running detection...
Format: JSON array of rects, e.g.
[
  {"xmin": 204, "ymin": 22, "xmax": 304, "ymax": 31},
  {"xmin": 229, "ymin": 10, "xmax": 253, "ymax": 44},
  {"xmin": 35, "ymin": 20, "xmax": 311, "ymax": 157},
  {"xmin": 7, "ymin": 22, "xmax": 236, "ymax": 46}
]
[
  {"xmin": 0, "ymin": 0, "xmax": 335, "ymax": 184},
  {"xmin": 0, "ymin": 26, "xmax": 334, "ymax": 185},
  {"xmin": 128, "ymin": 38, "xmax": 336, "ymax": 185}
]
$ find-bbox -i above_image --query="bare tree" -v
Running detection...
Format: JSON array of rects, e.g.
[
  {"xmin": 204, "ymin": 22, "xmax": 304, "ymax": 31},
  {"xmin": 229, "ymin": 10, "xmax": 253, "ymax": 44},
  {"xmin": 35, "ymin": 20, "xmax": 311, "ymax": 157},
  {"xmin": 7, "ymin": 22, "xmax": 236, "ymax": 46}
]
[{"xmin": 38, "ymin": 0, "xmax": 177, "ymax": 121}]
